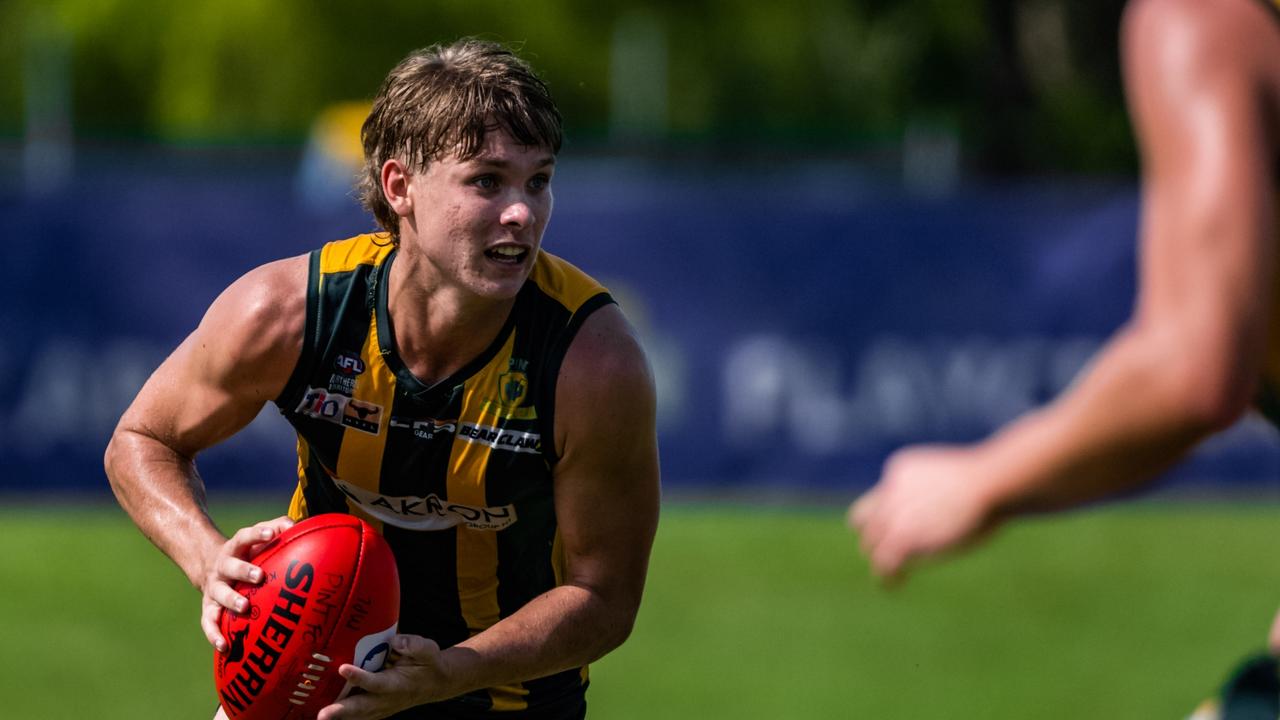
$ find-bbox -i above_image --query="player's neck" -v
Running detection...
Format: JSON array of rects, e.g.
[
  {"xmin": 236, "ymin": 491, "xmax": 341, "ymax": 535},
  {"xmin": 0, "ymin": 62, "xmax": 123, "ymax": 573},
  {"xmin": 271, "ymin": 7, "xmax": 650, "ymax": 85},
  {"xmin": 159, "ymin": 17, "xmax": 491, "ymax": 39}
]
[{"xmin": 385, "ymin": 252, "xmax": 515, "ymax": 387}]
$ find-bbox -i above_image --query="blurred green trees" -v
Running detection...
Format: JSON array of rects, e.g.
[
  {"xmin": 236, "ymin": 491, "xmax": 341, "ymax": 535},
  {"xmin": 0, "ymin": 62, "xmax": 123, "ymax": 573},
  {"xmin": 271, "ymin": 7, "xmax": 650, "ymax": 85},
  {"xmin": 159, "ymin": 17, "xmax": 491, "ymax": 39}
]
[{"xmin": 1, "ymin": 0, "xmax": 1133, "ymax": 174}]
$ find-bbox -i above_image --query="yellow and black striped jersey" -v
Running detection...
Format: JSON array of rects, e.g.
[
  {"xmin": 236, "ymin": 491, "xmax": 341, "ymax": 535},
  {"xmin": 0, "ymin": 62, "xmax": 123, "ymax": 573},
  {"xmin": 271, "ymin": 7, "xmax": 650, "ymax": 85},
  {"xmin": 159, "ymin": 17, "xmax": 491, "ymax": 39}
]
[{"xmin": 274, "ymin": 233, "xmax": 614, "ymax": 717}]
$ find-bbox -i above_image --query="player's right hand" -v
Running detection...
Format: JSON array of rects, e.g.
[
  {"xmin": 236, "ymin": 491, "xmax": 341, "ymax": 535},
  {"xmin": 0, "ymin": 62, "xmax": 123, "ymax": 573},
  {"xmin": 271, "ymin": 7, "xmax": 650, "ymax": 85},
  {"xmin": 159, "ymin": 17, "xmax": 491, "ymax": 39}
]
[
  {"xmin": 319, "ymin": 635, "xmax": 450, "ymax": 720},
  {"xmin": 849, "ymin": 444, "xmax": 1000, "ymax": 583},
  {"xmin": 201, "ymin": 516, "xmax": 295, "ymax": 651}
]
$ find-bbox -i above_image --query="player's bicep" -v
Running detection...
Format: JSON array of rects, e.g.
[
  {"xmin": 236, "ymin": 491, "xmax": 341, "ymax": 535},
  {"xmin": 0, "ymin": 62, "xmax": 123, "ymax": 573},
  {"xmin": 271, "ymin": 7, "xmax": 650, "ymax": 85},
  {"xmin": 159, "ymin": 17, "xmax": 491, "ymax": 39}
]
[
  {"xmin": 116, "ymin": 256, "xmax": 307, "ymax": 458},
  {"xmin": 1122, "ymin": 1, "xmax": 1275, "ymax": 402},
  {"xmin": 118, "ymin": 335, "xmax": 261, "ymax": 458},
  {"xmin": 1125, "ymin": 1, "xmax": 1275, "ymax": 323},
  {"xmin": 552, "ymin": 306, "xmax": 660, "ymax": 601}
]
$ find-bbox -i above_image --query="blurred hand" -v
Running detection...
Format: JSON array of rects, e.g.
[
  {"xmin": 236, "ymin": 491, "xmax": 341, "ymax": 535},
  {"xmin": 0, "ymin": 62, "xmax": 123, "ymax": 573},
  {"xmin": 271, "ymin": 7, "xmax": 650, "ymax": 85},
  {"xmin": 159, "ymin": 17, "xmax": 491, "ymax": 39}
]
[
  {"xmin": 317, "ymin": 635, "xmax": 448, "ymax": 720},
  {"xmin": 849, "ymin": 444, "xmax": 1001, "ymax": 582},
  {"xmin": 201, "ymin": 515, "xmax": 295, "ymax": 651},
  {"xmin": 1269, "ymin": 608, "xmax": 1280, "ymax": 656}
]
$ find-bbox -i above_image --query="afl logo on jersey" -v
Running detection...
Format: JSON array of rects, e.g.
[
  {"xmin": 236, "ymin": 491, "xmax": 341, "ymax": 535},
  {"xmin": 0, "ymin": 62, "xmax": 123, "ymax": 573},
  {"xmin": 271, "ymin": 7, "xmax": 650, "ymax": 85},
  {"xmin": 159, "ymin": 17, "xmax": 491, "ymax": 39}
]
[{"xmin": 335, "ymin": 352, "xmax": 366, "ymax": 376}]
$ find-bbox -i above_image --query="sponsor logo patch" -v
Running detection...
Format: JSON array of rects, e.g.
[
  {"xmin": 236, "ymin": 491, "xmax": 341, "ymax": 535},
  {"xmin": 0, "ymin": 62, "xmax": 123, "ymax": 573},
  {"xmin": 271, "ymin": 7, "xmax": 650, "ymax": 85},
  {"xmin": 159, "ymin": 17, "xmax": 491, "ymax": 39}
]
[
  {"xmin": 342, "ymin": 400, "xmax": 383, "ymax": 434},
  {"xmin": 456, "ymin": 422, "xmax": 542, "ymax": 455},
  {"xmin": 296, "ymin": 388, "xmax": 383, "ymax": 435},
  {"xmin": 389, "ymin": 417, "xmax": 458, "ymax": 441},
  {"xmin": 297, "ymin": 387, "xmax": 345, "ymax": 420},
  {"xmin": 333, "ymin": 478, "xmax": 517, "ymax": 531},
  {"xmin": 328, "ymin": 374, "xmax": 356, "ymax": 395}
]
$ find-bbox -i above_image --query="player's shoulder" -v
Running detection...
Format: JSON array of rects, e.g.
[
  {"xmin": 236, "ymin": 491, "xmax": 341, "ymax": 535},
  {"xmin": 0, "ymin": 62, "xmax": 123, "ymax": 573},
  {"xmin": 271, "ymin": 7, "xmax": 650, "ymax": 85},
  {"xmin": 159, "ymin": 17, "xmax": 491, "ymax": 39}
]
[
  {"xmin": 559, "ymin": 304, "xmax": 654, "ymax": 407},
  {"xmin": 201, "ymin": 253, "xmax": 309, "ymax": 359},
  {"xmin": 552, "ymin": 303, "xmax": 656, "ymax": 458},
  {"xmin": 225, "ymin": 254, "xmax": 309, "ymax": 323}
]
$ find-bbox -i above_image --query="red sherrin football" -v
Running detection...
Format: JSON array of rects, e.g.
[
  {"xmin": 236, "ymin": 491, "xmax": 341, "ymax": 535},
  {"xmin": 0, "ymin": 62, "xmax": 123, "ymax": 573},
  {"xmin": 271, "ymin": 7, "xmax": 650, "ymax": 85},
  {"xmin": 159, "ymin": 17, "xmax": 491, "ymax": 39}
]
[{"xmin": 214, "ymin": 514, "xmax": 400, "ymax": 720}]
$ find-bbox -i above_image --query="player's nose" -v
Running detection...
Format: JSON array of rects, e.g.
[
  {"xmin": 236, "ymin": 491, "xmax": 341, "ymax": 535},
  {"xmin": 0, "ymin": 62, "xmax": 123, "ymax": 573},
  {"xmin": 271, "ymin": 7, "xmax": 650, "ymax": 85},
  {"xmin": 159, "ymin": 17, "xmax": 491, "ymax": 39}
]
[{"xmin": 500, "ymin": 200, "xmax": 533, "ymax": 228}]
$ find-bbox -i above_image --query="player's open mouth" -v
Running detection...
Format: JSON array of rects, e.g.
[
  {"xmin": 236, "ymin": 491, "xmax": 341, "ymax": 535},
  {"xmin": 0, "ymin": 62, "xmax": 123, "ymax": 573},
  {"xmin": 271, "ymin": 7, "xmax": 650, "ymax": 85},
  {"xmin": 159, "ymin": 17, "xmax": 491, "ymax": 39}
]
[{"xmin": 485, "ymin": 246, "xmax": 528, "ymax": 265}]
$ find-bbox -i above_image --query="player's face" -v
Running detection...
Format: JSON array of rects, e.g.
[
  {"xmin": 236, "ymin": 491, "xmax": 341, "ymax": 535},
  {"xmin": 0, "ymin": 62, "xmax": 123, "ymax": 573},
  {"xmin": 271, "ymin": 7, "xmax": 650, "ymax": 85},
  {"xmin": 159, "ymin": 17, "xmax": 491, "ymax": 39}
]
[{"xmin": 402, "ymin": 130, "xmax": 554, "ymax": 301}]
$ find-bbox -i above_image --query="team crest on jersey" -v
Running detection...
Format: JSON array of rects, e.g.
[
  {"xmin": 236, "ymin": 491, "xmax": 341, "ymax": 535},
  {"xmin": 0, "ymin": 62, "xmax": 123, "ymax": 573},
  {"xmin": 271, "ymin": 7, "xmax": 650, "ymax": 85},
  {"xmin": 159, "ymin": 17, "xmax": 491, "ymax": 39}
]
[
  {"xmin": 497, "ymin": 371, "xmax": 529, "ymax": 407},
  {"xmin": 296, "ymin": 387, "xmax": 384, "ymax": 435}
]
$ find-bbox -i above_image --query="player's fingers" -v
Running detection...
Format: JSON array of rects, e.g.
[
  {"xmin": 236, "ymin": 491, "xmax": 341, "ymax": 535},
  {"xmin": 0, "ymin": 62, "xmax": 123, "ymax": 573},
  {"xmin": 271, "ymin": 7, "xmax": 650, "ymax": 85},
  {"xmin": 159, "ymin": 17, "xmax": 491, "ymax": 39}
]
[
  {"xmin": 865, "ymin": 512, "xmax": 916, "ymax": 579},
  {"xmin": 255, "ymin": 516, "xmax": 295, "ymax": 541},
  {"xmin": 217, "ymin": 554, "xmax": 265, "ymax": 585},
  {"xmin": 847, "ymin": 490, "xmax": 877, "ymax": 531},
  {"xmin": 262, "ymin": 515, "xmax": 295, "ymax": 530},
  {"xmin": 228, "ymin": 523, "xmax": 280, "ymax": 554},
  {"xmin": 856, "ymin": 521, "xmax": 879, "ymax": 559},
  {"xmin": 242, "ymin": 517, "xmax": 296, "ymax": 556},
  {"xmin": 202, "ymin": 599, "xmax": 227, "ymax": 651},
  {"xmin": 337, "ymin": 663, "xmax": 395, "ymax": 694},
  {"xmin": 869, "ymin": 523, "xmax": 913, "ymax": 583},
  {"xmin": 208, "ymin": 578, "xmax": 251, "ymax": 614},
  {"xmin": 390, "ymin": 634, "xmax": 438, "ymax": 662},
  {"xmin": 851, "ymin": 492, "xmax": 894, "ymax": 558},
  {"xmin": 316, "ymin": 694, "xmax": 376, "ymax": 720},
  {"xmin": 319, "ymin": 688, "xmax": 389, "ymax": 720}
]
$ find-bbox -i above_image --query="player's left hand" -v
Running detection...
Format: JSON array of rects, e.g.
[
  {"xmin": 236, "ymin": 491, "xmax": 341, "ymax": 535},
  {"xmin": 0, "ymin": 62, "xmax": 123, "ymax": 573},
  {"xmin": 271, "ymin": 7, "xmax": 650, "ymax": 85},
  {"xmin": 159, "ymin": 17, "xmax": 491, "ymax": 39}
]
[{"xmin": 316, "ymin": 634, "xmax": 450, "ymax": 720}]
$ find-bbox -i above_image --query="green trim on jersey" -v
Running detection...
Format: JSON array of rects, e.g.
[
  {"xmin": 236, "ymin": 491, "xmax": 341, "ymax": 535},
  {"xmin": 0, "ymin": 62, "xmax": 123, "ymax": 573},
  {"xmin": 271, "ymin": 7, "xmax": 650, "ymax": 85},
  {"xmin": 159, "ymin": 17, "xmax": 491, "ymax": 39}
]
[{"xmin": 274, "ymin": 234, "xmax": 613, "ymax": 716}]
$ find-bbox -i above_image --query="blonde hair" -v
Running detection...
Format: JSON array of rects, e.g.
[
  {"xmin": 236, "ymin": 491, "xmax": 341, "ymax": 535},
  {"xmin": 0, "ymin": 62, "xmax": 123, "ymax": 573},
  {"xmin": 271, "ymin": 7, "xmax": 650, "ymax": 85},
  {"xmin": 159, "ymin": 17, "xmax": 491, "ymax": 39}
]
[{"xmin": 358, "ymin": 39, "xmax": 563, "ymax": 241}]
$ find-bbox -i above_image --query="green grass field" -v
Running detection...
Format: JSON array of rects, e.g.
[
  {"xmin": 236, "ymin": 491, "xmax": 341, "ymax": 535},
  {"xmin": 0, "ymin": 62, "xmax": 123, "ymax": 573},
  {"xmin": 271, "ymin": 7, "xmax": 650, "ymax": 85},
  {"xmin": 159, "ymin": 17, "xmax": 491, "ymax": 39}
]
[{"xmin": 2, "ymin": 498, "xmax": 1276, "ymax": 718}]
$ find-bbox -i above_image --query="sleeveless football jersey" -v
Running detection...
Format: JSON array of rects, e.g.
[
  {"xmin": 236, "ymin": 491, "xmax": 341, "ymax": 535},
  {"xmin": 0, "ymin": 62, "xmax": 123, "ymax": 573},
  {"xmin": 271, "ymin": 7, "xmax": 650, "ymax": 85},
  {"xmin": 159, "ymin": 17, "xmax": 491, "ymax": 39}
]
[{"xmin": 274, "ymin": 233, "xmax": 614, "ymax": 717}]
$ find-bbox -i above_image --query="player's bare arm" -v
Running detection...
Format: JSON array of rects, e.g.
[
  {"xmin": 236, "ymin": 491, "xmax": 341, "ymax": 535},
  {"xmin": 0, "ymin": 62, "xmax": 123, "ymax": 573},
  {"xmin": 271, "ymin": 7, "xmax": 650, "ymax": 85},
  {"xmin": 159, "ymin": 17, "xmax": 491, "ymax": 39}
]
[
  {"xmin": 104, "ymin": 254, "xmax": 308, "ymax": 647},
  {"xmin": 851, "ymin": 0, "xmax": 1278, "ymax": 580},
  {"xmin": 322, "ymin": 304, "xmax": 661, "ymax": 719}
]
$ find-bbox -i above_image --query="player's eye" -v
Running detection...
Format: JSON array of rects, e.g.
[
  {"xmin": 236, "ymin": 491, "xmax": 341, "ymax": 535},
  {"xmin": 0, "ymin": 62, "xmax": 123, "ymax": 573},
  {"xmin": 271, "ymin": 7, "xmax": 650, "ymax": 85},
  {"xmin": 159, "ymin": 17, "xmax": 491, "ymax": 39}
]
[
  {"xmin": 471, "ymin": 174, "xmax": 499, "ymax": 191},
  {"xmin": 528, "ymin": 174, "xmax": 551, "ymax": 192}
]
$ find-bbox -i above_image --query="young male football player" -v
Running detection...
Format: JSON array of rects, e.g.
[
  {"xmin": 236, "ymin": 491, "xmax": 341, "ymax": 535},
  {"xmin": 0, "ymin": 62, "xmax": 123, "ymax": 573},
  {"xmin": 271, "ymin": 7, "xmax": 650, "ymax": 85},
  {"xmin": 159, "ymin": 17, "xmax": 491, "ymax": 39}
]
[{"xmin": 106, "ymin": 39, "xmax": 660, "ymax": 720}]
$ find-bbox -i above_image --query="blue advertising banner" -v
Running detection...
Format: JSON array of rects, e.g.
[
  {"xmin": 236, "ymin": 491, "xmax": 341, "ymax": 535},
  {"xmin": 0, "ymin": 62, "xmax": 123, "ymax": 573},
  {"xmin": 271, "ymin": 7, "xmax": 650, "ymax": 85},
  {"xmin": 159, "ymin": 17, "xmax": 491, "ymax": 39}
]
[{"xmin": 3, "ymin": 151, "xmax": 1278, "ymax": 496}]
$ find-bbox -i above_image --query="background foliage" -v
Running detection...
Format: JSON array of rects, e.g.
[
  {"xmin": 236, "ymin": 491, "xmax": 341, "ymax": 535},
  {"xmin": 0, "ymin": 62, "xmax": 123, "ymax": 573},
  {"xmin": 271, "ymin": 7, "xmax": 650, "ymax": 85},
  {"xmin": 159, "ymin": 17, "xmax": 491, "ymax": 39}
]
[{"xmin": 2, "ymin": 0, "xmax": 1132, "ymax": 173}]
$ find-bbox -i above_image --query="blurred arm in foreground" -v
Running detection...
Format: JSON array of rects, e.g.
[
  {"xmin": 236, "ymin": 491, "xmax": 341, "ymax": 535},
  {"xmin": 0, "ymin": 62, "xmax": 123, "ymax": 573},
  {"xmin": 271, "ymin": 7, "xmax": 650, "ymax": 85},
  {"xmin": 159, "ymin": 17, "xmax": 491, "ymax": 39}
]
[{"xmin": 851, "ymin": 0, "xmax": 1280, "ymax": 651}]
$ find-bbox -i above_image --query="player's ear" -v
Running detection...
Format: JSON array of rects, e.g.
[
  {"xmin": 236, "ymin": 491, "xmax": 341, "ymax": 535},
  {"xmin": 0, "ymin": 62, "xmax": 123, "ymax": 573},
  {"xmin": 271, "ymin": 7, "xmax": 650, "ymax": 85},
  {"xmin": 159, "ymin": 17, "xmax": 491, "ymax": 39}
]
[{"xmin": 381, "ymin": 159, "xmax": 414, "ymax": 219}]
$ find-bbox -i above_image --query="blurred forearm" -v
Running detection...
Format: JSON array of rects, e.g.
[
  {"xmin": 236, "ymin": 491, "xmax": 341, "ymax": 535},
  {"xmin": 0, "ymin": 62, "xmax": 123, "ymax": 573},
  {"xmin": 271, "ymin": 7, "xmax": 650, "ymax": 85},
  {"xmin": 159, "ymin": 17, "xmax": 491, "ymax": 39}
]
[{"xmin": 974, "ymin": 321, "xmax": 1249, "ymax": 518}]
